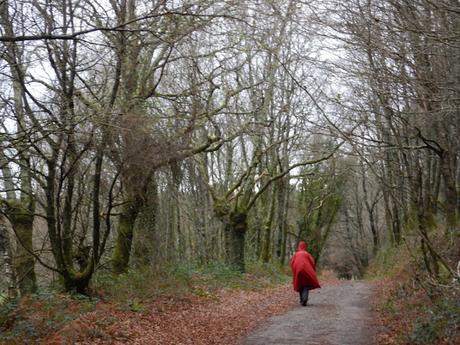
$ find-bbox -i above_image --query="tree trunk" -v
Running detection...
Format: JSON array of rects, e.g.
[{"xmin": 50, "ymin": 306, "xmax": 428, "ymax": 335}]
[
  {"xmin": 132, "ymin": 181, "xmax": 158, "ymax": 268},
  {"xmin": 112, "ymin": 197, "xmax": 142, "ymax": 274},
  {"xmin": 254, "ymin": 204, "xmax": 263, "ymax": 259},
  {"xmin": 369, "ymin": 207, "xmax": 379, "ymax": 256},
  {"xmin": 276, "ymin": 178, "xmax": 289, "ymax": 264},
  {"xmin": 9, "ymin": 202, "xmax": 37, "ymax": 295},
  {"xmin": 224, "ymin": 211, "xmax": 247, "ymax": 272},
  {"xmin": 360, "ymin": 161, "xmax": 380, "ymax": 255},
  {"xmin": 0, "ymin": 218, "xmax": 17, "ymax": 298},
  {"xmin": 440, "ymin": 152, "xmax": 459, "ymax": 230},
  {"xmin": 61, "ymin": 260, "xmax": 95, "ymax": 294},
  {"xmin": 261, "ymin": 186, "xmax": 276, "ymax": 263}
]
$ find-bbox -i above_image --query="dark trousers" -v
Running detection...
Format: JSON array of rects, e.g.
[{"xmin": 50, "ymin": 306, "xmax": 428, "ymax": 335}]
[{"xmin": 299, "ymin": 286, "xmax": 310, "ymax": 306}]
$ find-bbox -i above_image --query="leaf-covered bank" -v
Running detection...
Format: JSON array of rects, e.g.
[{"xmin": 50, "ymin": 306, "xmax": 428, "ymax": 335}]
[
  {"xmin": 369, "ymin": 245, "xmax": 459, "ymax": 345},
  {"xmin": 0, "ymin": 263, "xmax": 292, "ymax": 344}
]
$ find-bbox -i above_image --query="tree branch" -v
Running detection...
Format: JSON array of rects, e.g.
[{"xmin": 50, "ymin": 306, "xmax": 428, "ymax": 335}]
[{"xmin": 247, "ymin": 141, "xmax": 345, "ymax": 210}]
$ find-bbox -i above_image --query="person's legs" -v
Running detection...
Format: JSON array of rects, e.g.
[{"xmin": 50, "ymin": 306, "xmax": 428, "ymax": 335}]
[
  {"xmin": 304, "ymin": 287, "xmax": 309, "ymax": 305},
  {"xmin": 300, "ymin": 286, "xmax": 309, "ymax": 306}
]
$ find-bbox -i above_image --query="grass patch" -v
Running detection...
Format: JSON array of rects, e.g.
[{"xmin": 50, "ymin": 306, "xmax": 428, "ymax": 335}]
[{"xmin": 91, "ymin": 261, "xmax": 290, "ymax": 306}]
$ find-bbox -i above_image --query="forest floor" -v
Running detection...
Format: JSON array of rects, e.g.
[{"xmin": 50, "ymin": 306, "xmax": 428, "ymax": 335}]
[
  {"xmin": 42, "ymin": 276, "xmax": 379, "ymax": 345},
  {"xmin": 1, "ymin": 273, "xmax": 386, "ymax": 345},
  {"xmin": 42, "ymin": 283, "xmax": 298, "ymax": 345}
]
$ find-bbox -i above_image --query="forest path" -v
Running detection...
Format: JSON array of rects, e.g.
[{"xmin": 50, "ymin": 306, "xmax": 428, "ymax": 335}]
[{"xmin": 240, "ymin": 281, "xmax": 376, "ymax": 345}]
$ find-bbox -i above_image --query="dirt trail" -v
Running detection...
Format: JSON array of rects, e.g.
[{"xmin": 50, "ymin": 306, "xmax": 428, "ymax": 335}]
[{"xmin": 240, "ymin": 281, "xmax": 376, "ymax": 345}]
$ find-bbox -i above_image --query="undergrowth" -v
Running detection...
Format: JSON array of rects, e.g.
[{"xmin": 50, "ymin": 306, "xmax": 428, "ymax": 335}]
[
  {"xmin": 92, "ymin": 260, "xmax": 290, "ymax": 305},
  {"xmin": 0, "ymin": 261, "xmax": 289, "ymax": 344},
  {"xmin": 365, "ymin": 244, "xmax": 410, "ymax": 280},
  {"xmin": 369, "ymin": 243, "xmax": 459, "ymax": 345},
  {"xmin": 0, "ymin": 290, "xmax": 97, "ymax": 344}
]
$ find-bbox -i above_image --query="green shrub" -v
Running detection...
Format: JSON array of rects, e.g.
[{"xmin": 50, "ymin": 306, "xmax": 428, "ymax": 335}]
[{"xmin": 408, "ymin": 295, "xmax": 460, "ymax": 344}]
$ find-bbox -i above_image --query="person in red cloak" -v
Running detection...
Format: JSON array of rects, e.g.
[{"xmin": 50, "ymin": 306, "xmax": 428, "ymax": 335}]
[{"xmin": 290, "ymin": 241, "xmax": 320, "ymax": 306}]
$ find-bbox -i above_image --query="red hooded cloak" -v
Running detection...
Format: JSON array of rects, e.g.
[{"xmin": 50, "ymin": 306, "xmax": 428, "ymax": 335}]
[{"xmin": 290, "ymin": 241, "xmax": 321, "ymax": 292}]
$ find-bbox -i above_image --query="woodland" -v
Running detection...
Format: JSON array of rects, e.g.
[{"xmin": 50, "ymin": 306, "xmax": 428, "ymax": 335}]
[{"xmin": 0, "ymin": 0, "xmax": 458, "ymax": 344}]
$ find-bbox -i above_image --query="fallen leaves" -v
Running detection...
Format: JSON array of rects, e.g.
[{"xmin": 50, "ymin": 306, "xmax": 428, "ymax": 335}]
[{"xmin": 42, "ymin": 285, "xmax": 296, "ymax": 345}]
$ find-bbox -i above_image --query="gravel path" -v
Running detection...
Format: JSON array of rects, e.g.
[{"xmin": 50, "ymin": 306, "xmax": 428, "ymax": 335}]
[{"xmin": 240, "ymin": 281, "xmax": 376, "ymax": 345}]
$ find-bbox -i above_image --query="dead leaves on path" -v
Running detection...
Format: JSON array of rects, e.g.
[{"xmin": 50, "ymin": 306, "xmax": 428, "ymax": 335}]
[{"xmin": 44, "ymin": 285, "xmax": 296, "ymax": 345}]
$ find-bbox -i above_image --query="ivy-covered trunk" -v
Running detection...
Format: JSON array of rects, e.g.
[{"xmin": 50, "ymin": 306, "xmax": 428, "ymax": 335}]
[
  {"xmin": 224, "ymin": 211, "xmax": 247, "ymax": 272},
  {"xmin": 112, "ymin": 197, "xmax": 143, "ymax": 274},
  {"xmin": 9, "ymin": 202, "xmax": 37, "ymax": 295},
  {"xmin": 0, "ymin": 1, "xmax": 37, "ymax": 296}
]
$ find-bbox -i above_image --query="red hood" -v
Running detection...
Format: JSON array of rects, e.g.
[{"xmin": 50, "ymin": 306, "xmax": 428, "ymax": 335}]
[{"xmin": 297, "ymin": 241, "xmax": 306, "ymax": 251}]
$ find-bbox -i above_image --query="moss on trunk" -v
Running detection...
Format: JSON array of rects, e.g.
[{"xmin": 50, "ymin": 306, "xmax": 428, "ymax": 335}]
[
  {"xmin": 61, "ymin": 262, "xmax": 94, "ymax": 294},
  {"xmin": 9, "ymin": 202, "xmax": 37, "ymax": 295},
  {"xmin": 224, "ymin": 211, "xmax": 247, "ymax": 272},
  {"xmin": 112, "ymin": 201, "xmax": 141, "ymax": 274}
]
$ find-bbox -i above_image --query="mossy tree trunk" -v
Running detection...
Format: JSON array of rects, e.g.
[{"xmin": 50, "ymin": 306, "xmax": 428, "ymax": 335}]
[
  {"xmin": 0, "ymin": 218, "xmax": 16, "ymax": 297},
  {"xmin": 0, "ymin": 1, "xmax": 37, "ymax": 295},
  {"xmin": 45, "ymin": 155, "xmax": 100, "ymax": 294},
  {"xmin": 224, "ymin": 210, "xmax": 248, "ymax": 272},
  {"xmin": 0, "ymin": 170, "xmax": 37, "ymax": 296},
  {"xmin": 132, "ymin": 180, "xmax": 158, "ymax": 268},
  {"xmin": 0, "ymin": 142, "xmax": 37, "ymax": 296},
  {"xmin": 112, "ymin": 195, "xmax": 143, "ymax": 274},
  {"xmin": 9, "ymin": 203, "xmax": 37, "ymax": 295}
]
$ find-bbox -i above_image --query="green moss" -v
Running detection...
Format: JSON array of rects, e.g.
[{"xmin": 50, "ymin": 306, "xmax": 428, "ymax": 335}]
[
  {"xmin": 213, "ymin": 198, "xmax": 231, "ymax": 218},
  {"xmin": 112, "ymin": 217, "xmax": 135, "ymax": 275},
  {"xmin": 0, "ymin": 293, "xmax": 7, "ymax": 305},
  {"xmin": 8, "ymin": 200, "xmax": 37, "ymax": 295}
]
